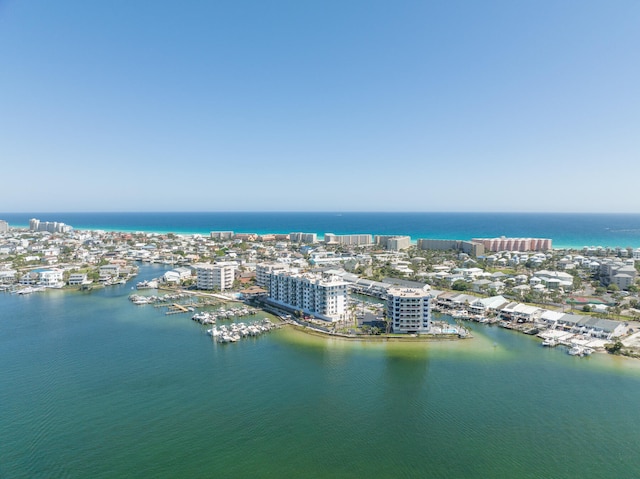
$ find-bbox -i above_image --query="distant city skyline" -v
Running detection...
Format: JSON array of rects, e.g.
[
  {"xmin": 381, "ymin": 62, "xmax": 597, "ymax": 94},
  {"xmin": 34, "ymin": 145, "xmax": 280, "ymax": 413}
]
[{"xmin": 1, "ymin": 1, "xmax": 639, "ymax": 213}]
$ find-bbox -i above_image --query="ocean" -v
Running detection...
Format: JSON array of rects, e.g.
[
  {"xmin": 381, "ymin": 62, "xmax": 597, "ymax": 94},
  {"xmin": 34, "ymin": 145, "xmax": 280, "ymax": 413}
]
[
  {"xmin": 2, "ymin": 211, "xmax": 640, "ymax": 248},
  {"xmin": 2, "ymin": 263, "xmax": 640, "ymax": 478}
]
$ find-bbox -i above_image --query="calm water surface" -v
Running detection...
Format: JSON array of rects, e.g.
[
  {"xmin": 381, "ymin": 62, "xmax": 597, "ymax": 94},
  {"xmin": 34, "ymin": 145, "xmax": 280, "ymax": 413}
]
[
  {"xmin": 3, "ymin": 211, "xmax": 640, "ymax": 248},
  {"xmin": 2, "ymin": 264, "xmax": 640, "ymax": 478}
]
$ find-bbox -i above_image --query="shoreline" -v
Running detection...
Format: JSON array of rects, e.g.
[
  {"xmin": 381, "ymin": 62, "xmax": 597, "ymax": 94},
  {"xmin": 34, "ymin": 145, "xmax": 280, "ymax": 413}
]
[
  {"xmin": 283, "ymin": 322, "xmax": 468, "ymax": 342},
  {"xmin": 5, "ymin": 223, "xmax": 636, "ymax": 251},
  {"xmin": 4, "ymin": 211, "xmax": 640, "ymax": 249}
]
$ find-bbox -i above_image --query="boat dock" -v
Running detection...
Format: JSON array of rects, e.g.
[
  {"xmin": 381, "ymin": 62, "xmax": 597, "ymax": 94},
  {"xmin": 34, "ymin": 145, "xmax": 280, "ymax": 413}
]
[{"xmin": 165, "ymin": 303, "xmax": 194, "ymax": 315}]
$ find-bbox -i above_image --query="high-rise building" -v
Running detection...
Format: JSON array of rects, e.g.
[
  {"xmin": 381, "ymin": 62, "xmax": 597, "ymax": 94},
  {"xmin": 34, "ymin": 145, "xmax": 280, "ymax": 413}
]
[
  {"xmin": 386, "ymin": 287, "xmax": 432, "ymax": 334},
  {"xmin": 324, "ymin": 233, "xmax": 372, "ymax": 246},
  {"xmin": 256, "ymin": 263, "xmax": 290, "ymax": 287},
  {"xmin": 210, "ymin": 231, "xmax": 234, "ymax": 240},
  {"xmin": 267, "ymin": 271, "xmax": 348, "ymax": 322},
  {"xmin": 375, "ymin": 235, "xmax": 411, "ymax": 251},
  {"xmin": 471, "ymin": 237, "xmax": 552, "ymax": 252},
  {"xmin": 195, "ymin": 263, "xmax": 236, "ymax": 291},
  {"xmin": 289, "ymin": 232, "xmax": 318, "ymax": 243},
  {"xmin": 29, "ymin": 218, "xmax": 72, "ymax": 234}
]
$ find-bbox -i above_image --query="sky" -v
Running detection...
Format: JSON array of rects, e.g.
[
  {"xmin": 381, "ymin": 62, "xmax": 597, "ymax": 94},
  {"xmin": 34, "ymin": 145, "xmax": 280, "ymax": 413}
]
[{"xmin": 0, "ymin": 0, "xmax": 639, "ymax": 213}]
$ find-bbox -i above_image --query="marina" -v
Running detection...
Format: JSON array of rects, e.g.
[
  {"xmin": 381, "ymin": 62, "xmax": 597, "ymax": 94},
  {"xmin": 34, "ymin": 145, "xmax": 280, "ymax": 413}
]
[
  {"xmin": 206, "ymin": 318, "xmax": 279, "ymax": 343},
  {"xmin": 191, "ymin": 306, "xmax": 258, "ymax": 324}
]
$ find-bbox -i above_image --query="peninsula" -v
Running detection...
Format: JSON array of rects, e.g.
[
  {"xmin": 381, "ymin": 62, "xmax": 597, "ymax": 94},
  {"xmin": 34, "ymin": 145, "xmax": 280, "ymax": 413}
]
[{"xmin": 1, "ymin": 218, "xmax": 640, "ymax": 357}]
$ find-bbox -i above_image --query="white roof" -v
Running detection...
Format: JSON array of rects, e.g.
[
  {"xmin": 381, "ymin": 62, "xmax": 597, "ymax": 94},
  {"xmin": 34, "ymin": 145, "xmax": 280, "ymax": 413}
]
[{"xmin": 541, "ymin": 310, "xmax": 564, "ymax": 321}]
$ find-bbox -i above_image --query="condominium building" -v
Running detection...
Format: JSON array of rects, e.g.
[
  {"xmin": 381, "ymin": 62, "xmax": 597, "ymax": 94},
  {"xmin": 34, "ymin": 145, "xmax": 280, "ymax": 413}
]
[
  {"xmin": 210, "ymin": 231, "xmax": 234, "ymax": 240},
  {"xmin": 195, "ymin": 263, "xmax": 236, "ymax": 291},
  {"xmin": 386, "ymin": 287, "xmax": 433, "ymax": 334},
  {"xmin": 255, "ymin": 262, "xmax": 290, "ymax": 287},
  {"xmin": 289, "ymin": 232, "xmax": 318, "ymax": 243},
  {"xmin": 29, "ymin": 218, "xmax": 72, "ymax": 234},
  {"xmin": 417, "ymin": 239, "xmax": 485, "ymax": 257},
  {"xmin": 471, "ymin": 237, "xmax": 552, "ymax": 252},
  {"xmin": 267, "ymin": 271, "xmax": 348, "ymax": 321},
  {"xmin": 324, "ymin": 233, "xmax": 372, "ymax": 246},
  {"xmin": 0, "ymin": 220, "xmax": 8, "ymax": 233},
  {"xmin": 599, "ymin": 259, "xmax": 637, "ymax": 289},
  {"xmin": 375, "ymin": 235, "xmax": 412, "ymax": 251}
]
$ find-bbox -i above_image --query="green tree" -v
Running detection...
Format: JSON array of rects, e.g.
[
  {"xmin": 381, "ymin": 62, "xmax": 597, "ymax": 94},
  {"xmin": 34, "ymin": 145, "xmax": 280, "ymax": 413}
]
[
  {"xmin": 452, "ymin": 280, "xmax": 469, "ymax": 291},
  {"xmin": 605, "ymin": 341, "xmax": 623, "ymax": 355}
]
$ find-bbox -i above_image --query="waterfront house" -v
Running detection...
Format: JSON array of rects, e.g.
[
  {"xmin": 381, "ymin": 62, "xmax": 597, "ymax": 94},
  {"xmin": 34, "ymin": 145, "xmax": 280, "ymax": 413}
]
[
  {"xmin": 20, "ymin": 271, "xmax": 38, "ymax": 285},
  {"xmin": 163, "ymin": 267, "xmax": 192, "ymax": 284},
  {"xmin": 99, "ymin": 264, "xmax": 120, "ymax": 280},
  {"xmin": 68, "ymin": 273, "xmax": 89, "ymax": 286},
  {"xmin": 573, "ymin": 316, "xmax": 626, "ymax": 339},
  {"xmin": 436, "ymin": 292, "xmax": 475, "ymax": 311},
  {"xmin": 554, "ymin": 314, "xmax": 626, "ymax": 339},
  {"xmin": 0, "ymin": 269, "xmax": 17, "ymax": 284},
  {"xmin": 38, "ymin": 269, "xmax": 64, "ymax": 288},
  {"xmin": 500, "ymin": 302, "xmax": 543, "ymax": 322},
  {"xmin": 539, "ymin": 310, "xmax": 565, "ymax": 328}
]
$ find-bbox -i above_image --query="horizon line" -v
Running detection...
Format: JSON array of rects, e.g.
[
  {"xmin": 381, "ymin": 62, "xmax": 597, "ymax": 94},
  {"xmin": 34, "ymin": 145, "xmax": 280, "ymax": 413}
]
[{"xmin": 3, "ymin": 210, "xmax": 640, "ymax": 215}]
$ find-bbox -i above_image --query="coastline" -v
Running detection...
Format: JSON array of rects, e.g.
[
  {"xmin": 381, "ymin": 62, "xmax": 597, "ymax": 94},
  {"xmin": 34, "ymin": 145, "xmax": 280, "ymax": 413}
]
[
  {"xmin": 3, "ymin": 213, "xmax": 640, "ymax": 360},
  {"xmin": 283, "ymin": 322, "xmax": 466, "ymax": 342},
  {"xmin": 3, "ymin": 211, "xmax": 640, "ymax": 249}
]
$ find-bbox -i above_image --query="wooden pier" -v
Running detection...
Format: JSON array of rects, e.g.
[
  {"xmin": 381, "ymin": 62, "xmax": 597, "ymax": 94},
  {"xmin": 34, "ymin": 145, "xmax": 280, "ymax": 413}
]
[{"xmin": 165, "ymin": 303, "xmax": 192, "ymax": 315}]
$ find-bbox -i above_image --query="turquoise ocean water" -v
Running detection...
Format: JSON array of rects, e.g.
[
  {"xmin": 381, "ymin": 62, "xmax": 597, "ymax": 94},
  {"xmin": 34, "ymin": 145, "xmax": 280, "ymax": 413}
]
[
  {"xmin": 2, "ymin": 211, "xmax": 640, "ymax": 248},
  {"xmin": 2, "ymin": 263, "xmax": 640, "ymax": 478}
]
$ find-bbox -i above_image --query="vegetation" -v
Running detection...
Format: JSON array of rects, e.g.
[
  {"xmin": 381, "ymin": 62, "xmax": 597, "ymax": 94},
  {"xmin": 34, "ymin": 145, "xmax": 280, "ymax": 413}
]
[
  {"xmin": 451, "ymin": 280, "xmax": 469, "ymax": 291},
  {"xmin": 605, "ymin": 340, "xmax": 623, "ymax": 355}
]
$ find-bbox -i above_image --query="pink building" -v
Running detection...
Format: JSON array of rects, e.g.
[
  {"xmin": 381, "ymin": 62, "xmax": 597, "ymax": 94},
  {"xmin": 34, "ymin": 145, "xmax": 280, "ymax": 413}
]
[{"xmin": 472, "ymin": 237, "xmax": 552, "ymax": 252}]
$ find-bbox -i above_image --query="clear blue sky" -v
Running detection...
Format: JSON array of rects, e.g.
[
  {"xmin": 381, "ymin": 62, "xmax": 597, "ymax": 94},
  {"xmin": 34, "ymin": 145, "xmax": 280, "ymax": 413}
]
[{"xmin": 1, "ymin": 1, "xmax": 638, "ymax": 213}]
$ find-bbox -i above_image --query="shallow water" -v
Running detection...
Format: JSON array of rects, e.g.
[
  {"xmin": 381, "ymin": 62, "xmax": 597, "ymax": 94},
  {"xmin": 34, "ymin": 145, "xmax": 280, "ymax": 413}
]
[{"xmin": 2, "ymin": 264, "xmax": 640, "ymax": 478}]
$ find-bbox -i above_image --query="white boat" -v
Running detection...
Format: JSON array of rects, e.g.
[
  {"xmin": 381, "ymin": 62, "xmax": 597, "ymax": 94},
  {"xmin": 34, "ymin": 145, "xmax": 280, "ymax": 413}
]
[
  {"xmin": 542, "ymin": 338, "xmax": 558, "ymax": 347},
  {"xmin": 568, "ymin": 345, "xmax": 593, "ymax": 357},
  {"xmin": 452, "ymin": 310, "xmax": 469, "ymax": 319},
  {"xmin": 136, "ymin": 280, "xmax": 158, "ymax": 289},
  {"xmin": 207, "ymin": 328, "xmax": 222, "ymax": 338}
]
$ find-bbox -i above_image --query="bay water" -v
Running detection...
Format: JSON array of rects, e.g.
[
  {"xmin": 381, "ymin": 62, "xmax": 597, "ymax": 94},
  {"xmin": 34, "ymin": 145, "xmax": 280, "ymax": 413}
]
[{"xmin": 2, "ymin": 263, "xmax": 640, "ymax": 478}]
